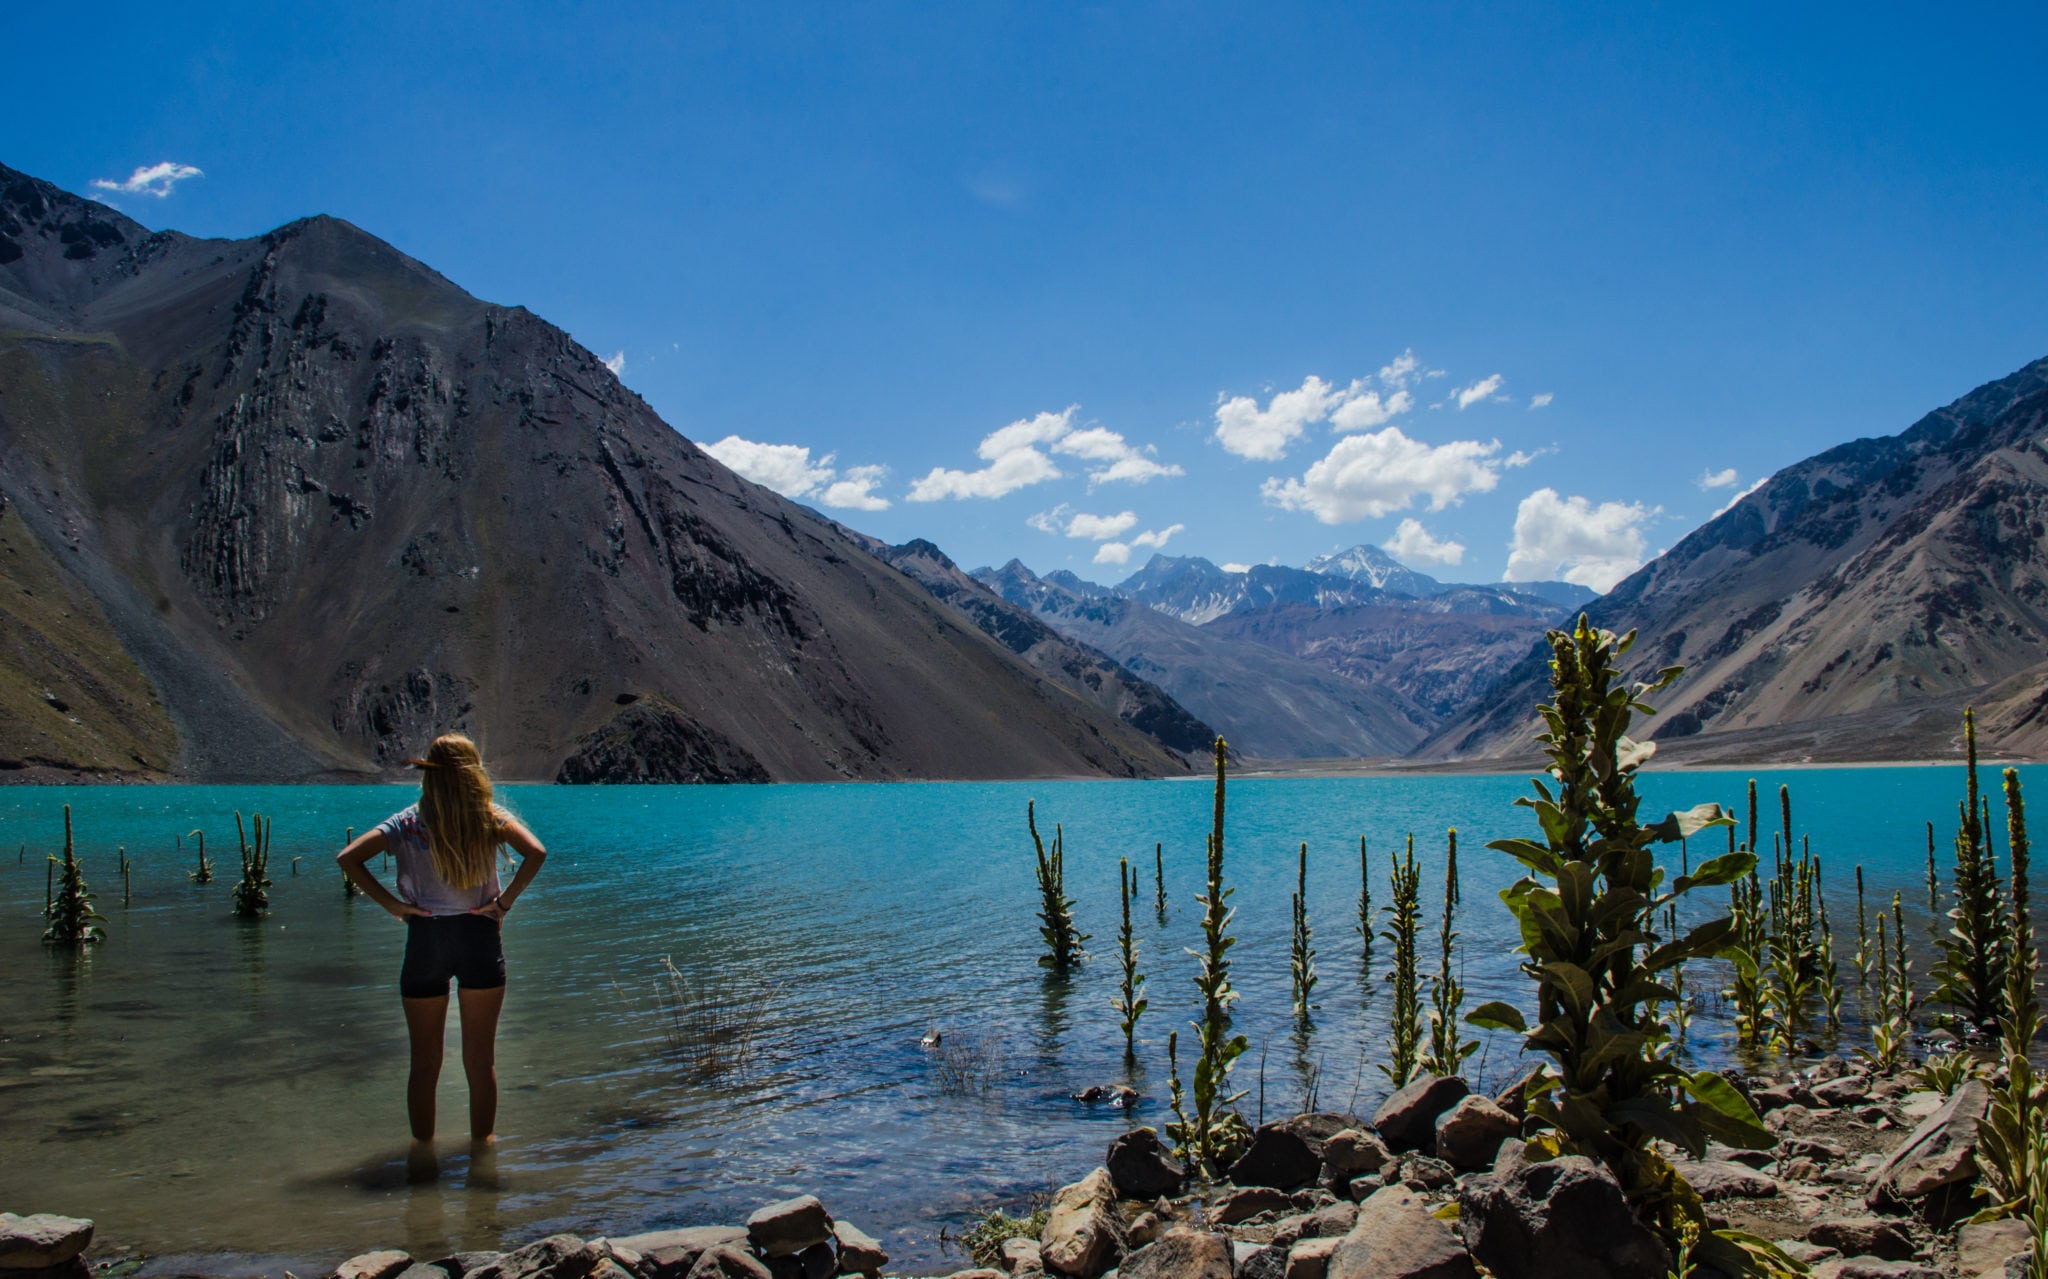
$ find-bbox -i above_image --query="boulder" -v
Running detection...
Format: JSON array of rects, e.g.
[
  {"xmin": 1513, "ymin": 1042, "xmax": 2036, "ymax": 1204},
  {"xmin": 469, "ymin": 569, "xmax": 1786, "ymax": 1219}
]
[
  {"xmin": 0, "ymin": 1217, "xmax": 96, "ymax": 1271},
  {"xmin": 942, "ymin": 1272, "xmax": 1006, "ymax": 1279},
  {"xmin": 590, "ymin": 1262, "xmax": 638, "ymax": 1279},
  {"xmin": 747, "ymin": 1198, "xmax": 835, "ymax": 1260},
  {"xmin": 1274, "ymin": 1114, "xmax": 1356, "ymax": 1153},
  {"xmin": 1271, "ymin": 1204, "xmax": 1356, "ymax": 1249},
  {"xmin": 1777, "ymin": 1241, "xmax": 1840, "ymax": 1266},
  {"xmin": 1228, "ymin": 1124, "xmax": 1322, "ymax": 1190},
  {"xmin": 1109, "ymin": 1129, "xmax": 1187, "ymax": 1200},
  {"xmin": 333, "ymin": 1253, "xmax": 415, "ymax": 1279},
  {"xmin": 1672, "ymin": 1159, "xmax": 1779, "ymax": 1200},
  {"xmin": 1125, "ymin": 1214, "xmax": 1168, "ymax": 1251},
  {"xmin": 833, "ymin": 1222, "xmax": 887, "ymax": 1276},
  {"xmin": 1372, "ymin": 1075, "xmax": 1471, "ymax": 1152},
  {"xmin": 1807, "ymin": 1219, "xmax": 1913, "ymax": 1261},
  {"xmin": 1395, "ymin": 1156, "xmax": 1455, "ymax": 1191},
  {"xmin": 1434, "ymin": 1097, "xmax": 1519, "ymax": 1171},
  {"xmin": 1814, "ymin": 1055, "xmax": 1850, "ymax": 1082},
  {"xmin": 1815, "ymin": 1262, "xmax": 1941, "ymax": 1279},
  {"xmin": 1283, "ymin": 1237, "xmax": 1341, "ymax": 1279},
  {"xmin": 1325, "ymin": 1185, "xmax": 1473, "ymax": 1279},
  {"xmin": 1207, "ymin": 1187, "xmax": 1293, "ymax": 1226},
  {"xmin": 1750, "ymin": 1083, "xmax": 1802, "ymax": 1112},
  {"xmin": 1959, "ymin": 1219, "xmax": 2033, "ymax": 1278},
  {"xmin": 1491, "ymin": 1065, "xmax": 1543, "ymax": 1119},
  {"xmin": 1868, "ymin": 1080, "xmax": 1991, "ymax": 1209},
  {"xmin": 787, "ymin": 1243, "xmax": 835, "ymax": 1279},
  {"xmin": 685, "ymin": 1247, "xmax": 772, "ymax": 1279},
  {"xmin": 999, "ymin": 1239, "xmax": 1042, "ymax": 1276},
  {"xmin": 434, "ymin": 1253, "xmax": 505, "ymax": 1279},
  {"xmin": 1320, "ymin": 1130, "xmax": 1392, "ymax": 1180},
  {"xmin": 469, "ymin": 1236, "xmax": 606, "ymax": 1279},
  {"xmin": 612, "ymin": 1229, "xmax": 749, "ymax": 1279},
  {"xmin": 1042, "ymin": 1168, "xmax": 1123, "ymax": 1278},
  {"xmin": 1119, "ymin": 1230, "xmax": 1232, "ymax": 1279},
  {"xmin": 1457, "ymin": 1154, "xmax": 1671, "ymax": 1279},
  {"xmin": 393, "ymin": 1266, "xmax": 448, "ymax": 1279},
  {"xmin": 1815, "ymin": 1076, "xmax": 1872, "ymax": 1108}
]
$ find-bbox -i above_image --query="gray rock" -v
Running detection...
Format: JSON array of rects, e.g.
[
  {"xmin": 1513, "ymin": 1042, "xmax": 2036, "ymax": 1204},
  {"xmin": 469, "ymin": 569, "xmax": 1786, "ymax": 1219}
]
[
  {"xmin": 1818, "ymin": 1261, "xmax": 1942, "ymax": 1279},
  {"xmin": 0, "ymin": 1216, "xmax": 96, "ymax": 1271},
  {"xmin": 1457, "ymin": 1154, "xmax": 1671, "ymax": 1279},
  {"xmin": 1232, "ymin": 1244, "xmax": 1283, "ymax": 1279},
  {"xmin": 1434, "ymin": 1096, "xmax": 1519, "ymax": 1171},
  {"xmin": 469, "ymin": 1236, "xmax": 605, "ymax": 1279},
  {"xmin": 1119, "ymin": 1231, "xmax": 1232, "ymax": 1279},
  {"xmin": 1867, "ymin": 1079, "xmax": 1991, "ymax": 1209},
  {"xmin": 1372, "ymin": 1075, "xmax": 1471, "ymax": 1152},
  {"xmin": 1271, "ymin": 1204, "xmax": 1356, "ymax": 1249},
  {"xmin": 1776, "ymin": 1241, "xmax": 1840, "ymax": 1265},
  {"xmin": 1815, "ymin": 1076, "xmax": 1872, "ymax": 1108},
  {"xmin": 1282, "ymin": 1237, "xmax": 1341, "ymax": 1279},
  {"xmin": 747, "ymin": 1198, "xmax": 835, "ymax": 1260},
  {"xmin": 1672, "ymin": 1159, "xmax": 1779, "ymax": 1200},
  {"xmin": 1109, "ymin": 1129, "xmax": 1187, "ymax": 1201},
  {"xmin": 1229, "ymin": 1123, "xmax": 1323, "ymax": 1190},
  {"xmin": 1396, "ymin": 1156, "xmax": 1455, "ymax": 1191},
  {"xmin": 611, "ymin": 1230, "xmax": 749, "ymax": 1279},
  {"xmin": 333, "ymin": 1253, "xmax": 415, "ymax": 1279},
  {"xmin": 1491, "ymin": 1065, "xmax": 1543, "ymax": 1119},
  {"xmin": 1814, "ymin": 1055, "xmax": 1850, "ymax": 1082},
  {"xmin": 1807, "ymin": 1218, "xmax": 1913, "ymax": 1261},
  {"xmin": 1001, "ymin": 1239, "xmax": 1044, "ymax": 1276},
  {"xmin": 433, "ymin": 1253, "xmax": 505, "ymax": 1279},
  {"xmin": 1326, "ymin": 1185, "xmax": 1473, "ymax": 1279},
  {"xmin": 1125, "ymin": 1215, "xmax": 1167, "ymax": 1251},
  {"xmin": 1750, "ymin": 1083, "xmax": 1802, "ymax": 1110},
  {"xmin": 1958, "ymin": 1219, "xmax": 2032, "ymax": 1278},
  {"xmin": 1320, "ymin": 1130, "xmax": 1392, "ymax": 1180},
  {"xmin": 1274, "ymin": 1114, "xmax": 1357, "ymax": 1154},
  {"xmin": 1042, "ymin": 1168, "xmax": 1122, "ymax": 1278},
  {"xmin": 684, "ymin": 1247, "xmax": 771, "ymax": 1279},
  {"xmin": 833, "ymin": 1222, "xmax": 887, "ymax": 1276},
  {"xmin": 395, "ymin": 1266, "xmax": 450, "ymax": 1279},
  {"xmin": 1207, "ymin": 1187, "xmax": 1293, "ymax": 1226}
]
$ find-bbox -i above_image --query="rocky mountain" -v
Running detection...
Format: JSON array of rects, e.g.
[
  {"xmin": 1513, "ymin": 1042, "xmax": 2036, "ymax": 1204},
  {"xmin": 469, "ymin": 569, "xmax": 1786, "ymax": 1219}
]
[
  {"xmin": 1428, "ymin": 354, "xmax": 2048, "ymax": 762},
  {"xmin": 1302, "ymin": 544, "xmax": 1445, "ymax": 596},
  {"xmin": 975, "ymin": 561, "xmax": 1432, "ymax": 759},
  {"xmin": 0, "ymin": 161, "xmax": 1192, "ymax": 782}
]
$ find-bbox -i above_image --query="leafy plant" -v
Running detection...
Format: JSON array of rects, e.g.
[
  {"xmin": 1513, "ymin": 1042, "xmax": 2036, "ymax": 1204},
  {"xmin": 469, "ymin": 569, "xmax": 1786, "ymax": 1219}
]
[
  {"xmin": 1912, "ymin": 1047, "xmax": 1980, "ymax": 1095},
  {"xmin": 1114, "ymin": 856, "xmax": 1147, "ymax": 1055},
  {"xmin": 1423, "ymin": 829, "xmax": 1475, "ymax": 1078},
  {"xmin": 187, "ymin": 829, "xmax": 213, "ymax": 884},
  {"xmin": 1028, "ymin": 800, "xmax": 1088, "ymax": 972},
  {"xmin": 1725, "ymin": 866, "xmax": 1769, "ymax": 1051},
  {"xmin": 1853, "ymin": 865, "xmax": 1872, "ymax": 986},
  {"xmin": 1154, "ymin": 841, "xmax": 1167, "ymax": 922},
  {"xmin": 1859, "ymin": 894, "xmax": 1917, "ymax": 1073},
  {"xmin": 1976, "ymin": 766, "xmax": 2045, "ymax": 1256},
  {"xmin": 1356, "ymin": 835, "xmax": 1373, "ymax": 965},
  {"xmin": 43, "ymin": 805, "xmax": 105, "ymax": 948},
  {"xmin": 1932, "ymin": 709, "xmax": 2009, "ymax": 1039},
  {"xmin": 1182, "ymin": 736, "xmax": 1248, "ymax": 1177},
  {"xmin": 1465, "ymin": 618, "xmax": 1772, "ymax": 1255},
  {"xmin": 230, "ymin": 810, "xmax": 273, "ymax": 918},
  {"xmin": 1290, "ymin": 842, "xmax": 1317, "ymax": 1021},
  {"xmin": 656, "ymin": 954, "xmax": 778, "ymax": 1081},
  {"xmin": 957, "ymin": 1205, "xmax": 1049, "ymax": 1269},
  {"xmin": 1379, "ymin": 834, "xmax": 1423, "ymax": 1088}
]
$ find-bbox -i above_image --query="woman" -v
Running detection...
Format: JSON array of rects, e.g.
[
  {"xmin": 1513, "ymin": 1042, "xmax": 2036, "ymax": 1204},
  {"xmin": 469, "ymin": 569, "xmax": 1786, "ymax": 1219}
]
[{"xmin": 337, "ymin": 733, "xmax": 546, "ymax": 1146}]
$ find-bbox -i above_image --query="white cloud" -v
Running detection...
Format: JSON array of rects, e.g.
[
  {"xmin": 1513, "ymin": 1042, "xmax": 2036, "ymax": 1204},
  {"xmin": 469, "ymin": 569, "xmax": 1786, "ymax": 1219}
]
[
  {"xmin": 1383, "ymin": 518, "xmax": 1466, "ymax": 567},
  {"xmin": 91, "ymin": 161, "xmax": 203, "ymax": 199},
  {"xmin": 1330, "ymin": 388, "xmax": 1413, "ymax": 432},
  {"xmin": 1380, "ymin": 350, "xmax": 1424, "ymax": 388},
  {"xmin": 1093, "ymin": 523, "xmax": 1184, "ymax": 565},
  {"xmin": 1066, "ymin": 510, "xmax": 1140, "ymax": 540},
  {"xmin": 1529, "ymin": 392, "xmax": 1554, "ymax": 409},
  {"xmin": 603, "ymin": 351, "xmax": 627, "ymax": 376},
  {"xmin": 1027, "ymin": 505, "xmax": 1070, "ymax": 534},
  {"xmin": 1260, "ymin": 427, "xmax": 1505, "ymax": 524},
  {"xmin": 1504, "ymin": 488, "xmax": 1657, "ymax": 592},
  {"xmin": 1094, "ymin": 542, "xmax": 1134, "ymax": 565},
  {"xmin": 1213, "ymin": 376, "xmax": 1344, "ymax": 461},
  {"xmin": 1220, "ymin": 562, "xmax": 1252, "ymax": 573},
  {"xmin": 701, "ymin": 436, "xmax": 891, "ymax": 511},
  {"xmin": 1713, "ymin": 477, "xmax": 1768, "ymax": 518},
  {"xmin": 912, "ymin": 407, "xmax": 1179, "ymax": 500},
  {"xmin": 821, "ymin": 465, "xmax": 891, "ymax": 512},
  {"xmin": 1131, "ymin": 523, "xmax": 1184, "ymax": 550},
  {"xmin": 1698, "ymin": 467, "xmax": 1739, "ymax": 490},
  {"xmin": 1454, "ymin": 374, "xmax": 1506, "ymax": 410}
]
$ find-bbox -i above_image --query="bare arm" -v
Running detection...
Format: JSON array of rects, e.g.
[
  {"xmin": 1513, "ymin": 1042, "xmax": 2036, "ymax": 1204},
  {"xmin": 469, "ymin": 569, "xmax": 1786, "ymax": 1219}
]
[
  {"xmin": 336, "ymin": 828, "xmax": 427, "ymax": 921},
  {"xmin": 471, "ymin": 812, "xmax": 547, "ymax": 923}
]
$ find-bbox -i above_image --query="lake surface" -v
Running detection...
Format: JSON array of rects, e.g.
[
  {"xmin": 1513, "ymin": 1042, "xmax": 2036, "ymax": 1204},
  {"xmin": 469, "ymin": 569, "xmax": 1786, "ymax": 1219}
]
[{"xmin": 0, "ymin": 764, "xmax": 2036, "ymax": 1273}]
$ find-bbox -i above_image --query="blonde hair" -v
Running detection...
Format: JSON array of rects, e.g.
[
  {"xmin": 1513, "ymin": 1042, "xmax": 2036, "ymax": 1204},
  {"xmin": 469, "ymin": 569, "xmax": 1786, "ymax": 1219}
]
[{"xmin": 415, "ymin": 733, "xmax": 500, "ymax": 890}]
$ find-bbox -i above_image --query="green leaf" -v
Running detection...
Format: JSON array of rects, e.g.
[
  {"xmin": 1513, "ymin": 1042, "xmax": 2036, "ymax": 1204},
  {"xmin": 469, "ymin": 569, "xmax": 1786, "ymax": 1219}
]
[
  {"xmin": 1648, "ymin": 802, "xmax": 1737, "ymax": 844},
  {"xmin": 1465, "ymin": 1001, "xmax": 1528, "ymax": 1033},
  {"xmin": 1606, "ymin": 1096, "xmax": 1706, "ymax": 1157},
  {"xmin": 1681, "ymin": 1070, "xmax": 1775, "ymax": 1150},
  {"xmin": 1642, "ymin": 917, "xmax": 1736, "ymax": 971},
  {"xmin": 1676, "ymin": 850, "xmax": 1758, "ymax": 890}
]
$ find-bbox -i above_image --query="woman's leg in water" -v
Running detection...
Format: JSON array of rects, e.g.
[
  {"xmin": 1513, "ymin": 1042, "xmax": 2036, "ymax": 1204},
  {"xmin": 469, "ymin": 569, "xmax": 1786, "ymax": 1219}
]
[
  {"xmin": 459, "ymin": 984, "xmax": 506, "ymax": 1142},
  {"xmin": 403, "ymin": 995, "xmax": 450, "ymax": 1141}
]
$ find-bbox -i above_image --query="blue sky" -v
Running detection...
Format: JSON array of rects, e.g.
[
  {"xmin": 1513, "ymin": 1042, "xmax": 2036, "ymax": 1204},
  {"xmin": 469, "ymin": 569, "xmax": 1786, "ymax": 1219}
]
[{"xmin": 11, "ymin": 2, "xmax": 2047, "ymax": 589}]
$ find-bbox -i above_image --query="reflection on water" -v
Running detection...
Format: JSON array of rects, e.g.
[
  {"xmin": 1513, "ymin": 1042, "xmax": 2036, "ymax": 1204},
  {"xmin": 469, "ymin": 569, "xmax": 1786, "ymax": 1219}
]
[{"xmin": 0, "ymin": 768, "xmax": 2026, "ymax": 1270}]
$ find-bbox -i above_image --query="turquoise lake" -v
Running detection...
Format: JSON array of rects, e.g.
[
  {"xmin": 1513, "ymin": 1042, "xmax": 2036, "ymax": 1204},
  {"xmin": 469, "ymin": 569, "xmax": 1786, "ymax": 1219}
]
[{"xmin": 0, "ymin": 765, "xmax": 2037, "ymax": 1273}]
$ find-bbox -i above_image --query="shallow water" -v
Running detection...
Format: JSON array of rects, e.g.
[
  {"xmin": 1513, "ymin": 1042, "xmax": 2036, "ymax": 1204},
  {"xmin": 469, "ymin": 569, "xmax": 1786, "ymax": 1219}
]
[{"xmin": 0, "ymin": 765, "xmax": 2034, "ymax": 1272}]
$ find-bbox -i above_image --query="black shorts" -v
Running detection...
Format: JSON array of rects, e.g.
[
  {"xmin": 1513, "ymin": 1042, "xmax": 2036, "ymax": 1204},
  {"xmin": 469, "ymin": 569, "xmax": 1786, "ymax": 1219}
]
[{"xmin": 400, "ymin": 914, "xmax": 506, "ymax": 999}]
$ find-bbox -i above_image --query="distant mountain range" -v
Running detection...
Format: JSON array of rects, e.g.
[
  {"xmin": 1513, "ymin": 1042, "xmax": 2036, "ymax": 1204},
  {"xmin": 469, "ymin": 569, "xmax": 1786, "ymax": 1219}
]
[
  {"xmin": 1427, "ymin": 354, "xmax": 2048, "ymax": 764},
  {"xmin": 1109, "ymin": 550, "xmax": 1594, "ymax": 626},
  {"xmin": 0, "ymin": 161, "xmax": 1191, "ymax": 782}
]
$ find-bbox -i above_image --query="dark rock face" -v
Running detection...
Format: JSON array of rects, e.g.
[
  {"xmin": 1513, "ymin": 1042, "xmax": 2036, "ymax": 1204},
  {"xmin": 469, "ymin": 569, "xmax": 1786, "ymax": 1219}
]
[
  {"xmin": 1457, "ymin": 1155, "xmax": 1671, "ymax": 1279},
  {"xmin": 1868, "ymin": 1079, "xmax": 1990, "ymax": 1212},
  {"xmin": 1107, "ymin": 1127, "xmax": 1187, "ymax": 1200},
  {"xmin": 1326, "ymin": 1185, "xmax": 1474, "ymax": 1279},
  {"xmin": 1227, "ymin": 1122, "xmax": 1323, "ymax": 1190},
  {"xmin": 1119, "ymin": 1230, "xmax": 1233, "ymax": 1279},
  {"xmin": 556, "ymin": 703, "xmax": 771, "ymax": 784},
  {"xmin": 1371, "ymin": 1075, "xmax": 1470, "ymax": 1152},
  {"xmin": 0, "ymin": 160, "xmax": 1195, "ymax": 784},
  {"xmin": 1433, "ymin": 1096, "xmax": 1518, "ymax": 1171}
]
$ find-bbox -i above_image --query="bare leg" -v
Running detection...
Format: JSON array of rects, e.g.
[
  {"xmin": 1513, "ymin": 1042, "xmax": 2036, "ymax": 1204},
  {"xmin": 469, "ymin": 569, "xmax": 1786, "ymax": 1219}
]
[
  {"xmin": 403, "ymin": 995, "xmax": 449, "ymax": 1142},
  {"xmin": 459, "ymin": 984, "xmax": 506, "ymax": 1142}
]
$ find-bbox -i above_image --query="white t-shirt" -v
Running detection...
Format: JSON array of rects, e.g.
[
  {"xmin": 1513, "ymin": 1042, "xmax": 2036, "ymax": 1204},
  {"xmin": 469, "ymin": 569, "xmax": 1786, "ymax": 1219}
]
[{"xmin": 376, "ymin": 804, "xmax": 502, "ymax": 916}]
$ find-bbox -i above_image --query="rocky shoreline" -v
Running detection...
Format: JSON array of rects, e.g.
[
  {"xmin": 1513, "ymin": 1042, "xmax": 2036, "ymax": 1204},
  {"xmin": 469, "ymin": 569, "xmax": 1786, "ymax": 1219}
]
[{"xmin": 2, "ymin": 1058, "xmax": 2028, "ymax": 1279}]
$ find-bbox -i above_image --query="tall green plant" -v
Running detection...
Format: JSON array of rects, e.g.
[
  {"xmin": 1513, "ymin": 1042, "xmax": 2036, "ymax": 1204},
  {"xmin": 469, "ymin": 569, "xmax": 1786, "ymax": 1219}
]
[
  {"xmin": 1977, "ymin": 769, "xmax": 2042, "ymax": 1237},
  {"xmin": 1933, "ymin": 709, "xmax": 2008, "ymax": 1037},
  {"xmin": 231, "ymin": 811, "xmax": 273, "ymax": 918},
  {"xmin": 1423, "ymin": 829, "xmax": 1474, "ymax": 1078},
  {"xmin": 1379, "ymin": 834, "xmax": 1423, "ymax": 1088},
  {"xmin": 1154, "ymin": 842, "xmax": 1167, "ymax": 922},
  {"xmin": 1290, "ymin": 842, "xmax": 1316, "ymax": 1021},
  {"xmin": 1184, "ymin": 737, "xmax": 1248, "ymax": 1177},
  {"xmin": 1114, "ymin": 857, "xmax": 1147, "ymax": 1055},
  {"xmin": 1356, "ymin": 836, "xmax": 1373, "ymax": 964},
  {"xmin": 43, "ymin": 805, "xmax": 104, "ymax": 948},
  {"xmin": 1465, "ymin": 619, "xmax": 1771, "ymax": 1257},
  {"xmin": 1028, "ymin": 801, "xmax": 1088, "ymax": 972},
  {"xmin": 1859, "ymin": 894, "xmax": 1916, "ymax": 1073},
  {"xmin": 1725, "ymin": 867, "xmax": 1768, "ymax": 1051},
  {"xmin": 188, "ymin": 829, "xmax": 213, "ymax": 884}
]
